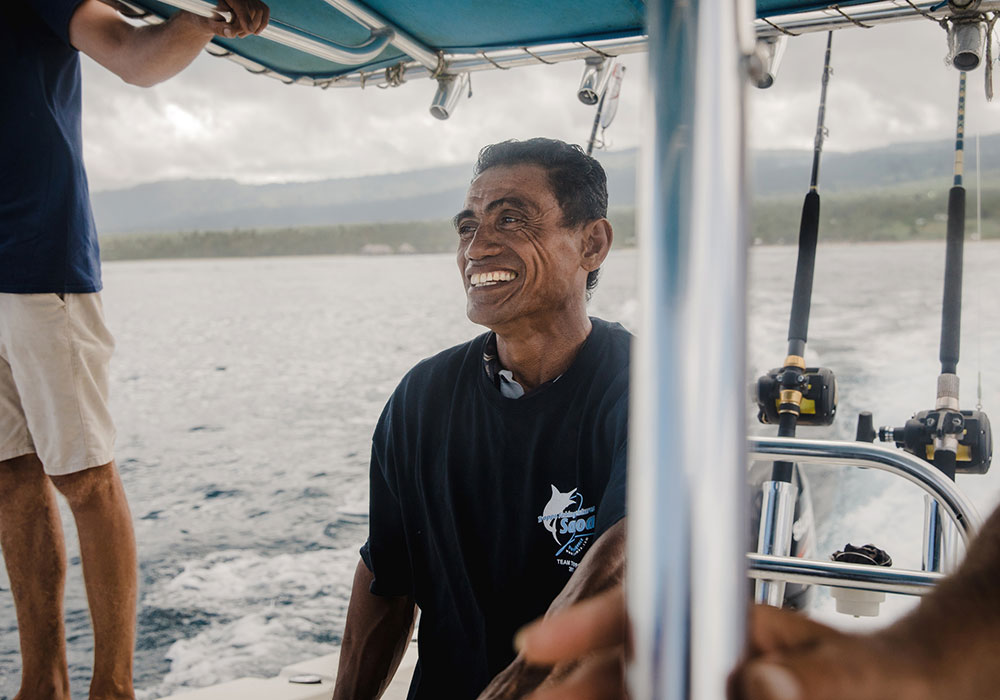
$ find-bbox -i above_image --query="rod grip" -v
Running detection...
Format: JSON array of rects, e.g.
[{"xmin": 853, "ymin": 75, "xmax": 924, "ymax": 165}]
[
  {"xmin": 940, "ymin": 186, "xmax": 965, "ymax": 375},
  {"xmin": 787, "ymin": 190, "xmax": 820, "ymax": 352}
]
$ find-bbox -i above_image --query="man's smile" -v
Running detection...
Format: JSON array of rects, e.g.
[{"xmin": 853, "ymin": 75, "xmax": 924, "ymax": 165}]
[{"xmin": 469, "ymin": 270, "xmax": 519, "ymax": 288}]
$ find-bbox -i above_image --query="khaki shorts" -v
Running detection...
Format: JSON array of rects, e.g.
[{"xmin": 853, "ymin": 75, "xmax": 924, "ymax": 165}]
[{"xmin": 0, "ymin": 293, "xmax": 116, "ymax": 475}]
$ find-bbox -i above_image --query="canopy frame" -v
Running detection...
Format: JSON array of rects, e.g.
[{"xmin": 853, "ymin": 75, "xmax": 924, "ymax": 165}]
[{"xmin": 120, "ymin": 0, "xmax": 999, "ymax": 90}]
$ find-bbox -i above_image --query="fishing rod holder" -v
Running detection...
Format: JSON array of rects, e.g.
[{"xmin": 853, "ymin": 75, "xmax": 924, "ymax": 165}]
[
  {"xmin": 947, "ymin": 18, "xmax": 988, "ymax": 71},
  {"xmin": 748, "ymin": 436, "xmax": 981, "ymax": 603},
  {"xmin": 754, "ymin": 480, "xmax": 797, "ymax": 606},
  {"xmin": 429, "ymin": 73, "xmax": 470, "ymax": 120},
  {"xmin": 755, "ymin": 363, "xmax": 837, "ymax": 426},
  {"xmin": 577, "ymin": 57, "xmax": 613, "ymax": 105},
  {"xmin": 749, "ymin": 36, "xmax": 787, "ymax": 89}
]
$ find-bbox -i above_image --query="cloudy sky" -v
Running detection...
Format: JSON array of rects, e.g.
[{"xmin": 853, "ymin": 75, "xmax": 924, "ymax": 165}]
[{"xmin": 80, "ymin": 18, "xmax": 1000, "ymax": 192}]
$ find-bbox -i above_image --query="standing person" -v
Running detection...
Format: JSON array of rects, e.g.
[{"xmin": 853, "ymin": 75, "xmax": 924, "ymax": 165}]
[
  {"xmin": 333, "ymin": 138, "xmax": 629, "ymax": 700},
  {"xmin": 0, "ymin": 2, "xmax": 268, "ymax": 699}
]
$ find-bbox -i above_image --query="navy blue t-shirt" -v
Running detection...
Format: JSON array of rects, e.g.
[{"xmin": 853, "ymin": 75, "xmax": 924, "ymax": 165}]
[
  {"xmin": 362, "ymin": 318, "xmax": 630, "ymax": 700},
  {"xmin": 1, "ymin": 0, "xmax": 102, "ymax": 293}
]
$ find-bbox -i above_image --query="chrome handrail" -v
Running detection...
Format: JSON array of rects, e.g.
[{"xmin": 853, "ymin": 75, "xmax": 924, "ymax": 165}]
[
  {"xmin": 748, "ymin": 554, "xmax": 944, "ymax": 596},
  {"xmin": 322, "ymin": 0, "xmax": 440, "ymax": 70},
  {"xmin": 158, "ymin": 0, "xmax": 395, "ymax": 65},
  {"xmin": 748, "ymin": 436, "xmax": 981, "ymax": 598},
  {"xmin": 749, "ymin": 436, "xmax": 981, "ymax": 544}
]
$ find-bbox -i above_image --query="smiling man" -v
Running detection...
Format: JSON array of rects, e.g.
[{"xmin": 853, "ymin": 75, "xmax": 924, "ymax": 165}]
[{"xmin": 333, "ymin": 138, "xmax": 629, "ymax": 700}]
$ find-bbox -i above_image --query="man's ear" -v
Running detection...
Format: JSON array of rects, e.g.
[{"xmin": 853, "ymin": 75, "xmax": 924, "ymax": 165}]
[{"xmin": 580, "ymin": 218, "xmax": 614, "ymax": 272}]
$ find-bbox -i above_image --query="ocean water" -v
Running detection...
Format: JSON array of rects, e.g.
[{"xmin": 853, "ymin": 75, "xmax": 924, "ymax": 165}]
[{"xmin": 1, "ymin": 242, "xmax": 999, "ymax": 698}]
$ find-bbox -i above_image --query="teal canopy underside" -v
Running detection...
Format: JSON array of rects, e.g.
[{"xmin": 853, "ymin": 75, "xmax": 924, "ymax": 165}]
[
  {"xmin": 128, "ymin": 0, "xmax": 882, "ymax": 82},
  {"xmin": 755, "ymin": 0, "xmax": 874, "ymax": 15}
]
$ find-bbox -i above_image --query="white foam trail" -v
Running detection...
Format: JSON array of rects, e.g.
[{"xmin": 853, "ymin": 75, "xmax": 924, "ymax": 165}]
[{"xmin": 138, "ymin": 547, "xmax": 358, "ymax": 699}]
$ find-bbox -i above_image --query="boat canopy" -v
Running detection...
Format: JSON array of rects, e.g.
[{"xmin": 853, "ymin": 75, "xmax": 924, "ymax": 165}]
[{"xmin": 120, "ymin": 0, "xmax": 968, "ymax": 88}]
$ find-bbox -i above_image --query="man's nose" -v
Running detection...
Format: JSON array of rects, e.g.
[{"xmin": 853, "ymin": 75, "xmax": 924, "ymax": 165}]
[{"xmin": 464, "ymin": 224, "xmax": 503, "ymax": 260}]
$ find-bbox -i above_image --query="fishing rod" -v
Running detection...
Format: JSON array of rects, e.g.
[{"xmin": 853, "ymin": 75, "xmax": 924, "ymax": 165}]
[
  {"xmin": 586, "ymin": 92, "xmax": 606, "ymax": 156},
  {"xmin": 935, "ymin": 71, "xmax": 970, "ymax": 476},
  {"xmin": 756, "ymin": 31, "xmax": 838, "ymax": 472},
  {"xmin": 584, "ymin": 62, "xmax": 625, "ymax": 156},
  {"xmin": 753, "ymin": 33, "xmax": 838, "ymax": 606},
  {"xmin": 875, "ymin": 73, "xmax": 993, "ymax": 572},
  {"xmin": 878, "ymin": 72, "xmax": 992, "ymax": 480}
]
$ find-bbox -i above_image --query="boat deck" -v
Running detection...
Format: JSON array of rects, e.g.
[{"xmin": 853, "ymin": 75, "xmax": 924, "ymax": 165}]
[{"xmin": 158, "ymin": 640, "xmax": 418, "ymax": 700}]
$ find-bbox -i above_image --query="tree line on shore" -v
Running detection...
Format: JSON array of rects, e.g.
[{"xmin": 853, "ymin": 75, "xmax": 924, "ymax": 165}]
[{"xmin": 99, "ymin": 185, "xmax": 1000, "ymax": 262}]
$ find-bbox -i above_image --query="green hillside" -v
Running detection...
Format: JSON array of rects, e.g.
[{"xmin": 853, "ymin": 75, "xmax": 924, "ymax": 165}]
[
  {"xmin": 100, "ymin": 208, "xmax": 638, "ymax": 261},
  {"xmin": 99, "ymin": 179, "xmax": 996, "ymax": 262},
  {"xmin": 752, "ymin": 179, "xmax": 1000, "ymax": 244}
]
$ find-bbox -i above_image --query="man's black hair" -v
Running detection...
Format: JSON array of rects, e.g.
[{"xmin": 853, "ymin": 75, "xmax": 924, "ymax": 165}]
[{"xmin": 473, "ymin": 138, "xmax": 608, "ymax": 296}]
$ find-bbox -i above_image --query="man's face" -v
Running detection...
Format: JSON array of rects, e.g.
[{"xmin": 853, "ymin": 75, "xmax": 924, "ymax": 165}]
[{"xmin": 454, "ymin": 163, "xmax": 590, "ymax": 332}]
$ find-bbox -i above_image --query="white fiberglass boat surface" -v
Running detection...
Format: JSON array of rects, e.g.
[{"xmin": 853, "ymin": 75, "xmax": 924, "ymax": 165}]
[{"xmin": 159, "ymin": 643, "xmax": 416, "ymax": 700}]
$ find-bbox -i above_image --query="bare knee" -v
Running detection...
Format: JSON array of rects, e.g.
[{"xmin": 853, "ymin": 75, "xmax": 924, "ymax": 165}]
[
  {"xmin": 0, "ymin": 454, "xmax": 48, "ymax": 508},
  {"xmin": 49, "ymin": 462, "xmax": 121, "ymax": 511}
]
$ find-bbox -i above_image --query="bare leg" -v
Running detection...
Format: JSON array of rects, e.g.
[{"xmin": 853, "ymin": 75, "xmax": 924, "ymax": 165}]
[
  {"xmin": 0, "ymin": 453, "xmax": 72, "ymax": 700},
  {"xmin": 51, "ymin": 462, "xmax": 136, "ymax": 700}
]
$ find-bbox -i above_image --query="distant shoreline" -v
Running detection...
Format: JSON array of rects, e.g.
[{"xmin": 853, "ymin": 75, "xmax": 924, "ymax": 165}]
[
  {"xmin": 99, "ymin": 199, "xmax": 997, "ymax": 263},
  {"xmin": 101, "ymin": 238, "xmax": 997, "ymax": 266}
]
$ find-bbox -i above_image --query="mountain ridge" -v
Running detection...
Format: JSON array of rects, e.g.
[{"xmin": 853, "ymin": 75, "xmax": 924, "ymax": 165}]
[{"xmin": 92, "ymin": 134, "xmax": 1000, "ymax": 236}]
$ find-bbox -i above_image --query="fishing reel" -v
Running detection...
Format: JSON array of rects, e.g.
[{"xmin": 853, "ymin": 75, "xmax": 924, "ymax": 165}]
[
  {"xmin": 755, "ymin": 363, "xmax": 837, "ymax": 426},
  {"xmin": 879, "ymin": 409, "xmax": 993, "ymax": 475}
]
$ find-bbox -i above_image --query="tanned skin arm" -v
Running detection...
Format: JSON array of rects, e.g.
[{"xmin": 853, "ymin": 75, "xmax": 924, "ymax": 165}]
[
  {"xmin": 514, "ymin": 503, "xmax": 1000, "ymax": 700},
  {"xmin": 732, "ymin": 501, "xmax": 1000, "ymax": 700},
  {"xmin": 68, "ymin": 0, "xmax": 269, "ymax": 88},
  {"xmin": 476, "ymin": 518, "xmax": 626, "ymax": 700},
  {"xmin": 333, "ymin": 559, "xmax": 417, "ymax": 700}
]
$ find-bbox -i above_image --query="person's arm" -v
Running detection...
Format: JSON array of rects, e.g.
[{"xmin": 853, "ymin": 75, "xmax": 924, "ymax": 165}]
[
  {"xmin": 333, "ymin": 559, "xmax": 417, "ymax": 700},
  {"xmin": 68, "ymin": 0, "xmax": 269, "ymax": 87},
  {"xmin": 476, "ymin": 518, "xmax": 627, "ymax": 700},
  {"xmin": 516, "ymin": 584, "xmax": 628, "ymax": 700},
  {"xmin": 732, "ymin": 500, "xmax": 1000, "ymax": 700}
]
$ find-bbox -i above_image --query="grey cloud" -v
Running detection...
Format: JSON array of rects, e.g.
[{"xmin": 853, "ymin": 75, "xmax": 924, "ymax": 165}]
[
  {"xmin": 81, "ymin": 51, "xmax": 645, "ymax": 191},
  {"xmin": 81, "ymin": 19, "xmax": 1000, "ymax": 192},
  {"xmin": 750, "ymin": 21, "xmax": 1000, "ymax": 152}
]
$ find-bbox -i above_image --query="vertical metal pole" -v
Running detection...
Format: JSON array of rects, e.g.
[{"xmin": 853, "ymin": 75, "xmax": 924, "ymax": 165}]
[
  {"xmin": 922, "ymin": 496, "xmax": 944, "ymax": 572},
  {"xmin": 627, "ymin": 0, "xmax": 750, "ymax": 697},
  {"xmin": 755, "ymin": 481, "xmax": 797, "ymax": 604}
]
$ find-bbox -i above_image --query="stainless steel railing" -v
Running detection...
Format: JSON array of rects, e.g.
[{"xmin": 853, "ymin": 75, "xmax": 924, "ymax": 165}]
[
  {"xmin": 749, "ymin": 436, "xmax": 981, "ymax": 596},
  {"xmin": 747, "ymin": 553, "xmax": 944, "ymax": 596}
]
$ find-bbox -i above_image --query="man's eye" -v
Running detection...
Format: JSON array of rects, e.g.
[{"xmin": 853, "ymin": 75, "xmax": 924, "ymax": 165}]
[
  {"xmin": 457, "ymin": 223, "xmax": 477, "ymax": 237},
  {"xmin": 499, "ymin": 215, "xmax": 520, "ymax": 226}
]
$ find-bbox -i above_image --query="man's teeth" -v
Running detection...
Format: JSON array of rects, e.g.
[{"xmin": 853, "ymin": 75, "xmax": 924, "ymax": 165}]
[{"xmin": 470, "ymin": 271, "xmax": 517, "ymax": 287}]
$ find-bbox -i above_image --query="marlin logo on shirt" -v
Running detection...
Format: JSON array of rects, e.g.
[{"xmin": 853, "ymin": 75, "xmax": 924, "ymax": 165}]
[{"xmin": 538, "ymin": 485, "xmax": 597, "ymax": 571}]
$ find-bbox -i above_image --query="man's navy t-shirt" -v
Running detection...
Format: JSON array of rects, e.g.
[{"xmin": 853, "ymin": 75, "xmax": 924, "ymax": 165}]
[
  {"xmin": 1, "ymin": 0, "xmax": 102, "ymax": 294},
  {"xmin": 362, "ymin": 318, "xmax": 630, "ymax": 700}
]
